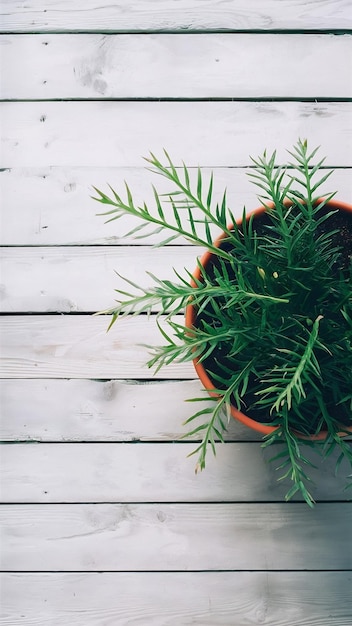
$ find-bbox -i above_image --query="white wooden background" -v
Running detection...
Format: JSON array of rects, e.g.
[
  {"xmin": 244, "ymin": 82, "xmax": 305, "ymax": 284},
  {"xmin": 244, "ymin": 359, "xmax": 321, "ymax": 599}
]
[{"xmin": 1, "ymin": 2, "xmax": 352, "ymax": 624}]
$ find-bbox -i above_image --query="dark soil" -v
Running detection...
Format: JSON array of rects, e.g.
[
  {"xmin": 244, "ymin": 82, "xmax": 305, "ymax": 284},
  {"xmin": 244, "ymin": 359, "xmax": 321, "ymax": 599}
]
[{"xmin": 316, "ymin": 206, "xmax": 352, "ymax": 271}]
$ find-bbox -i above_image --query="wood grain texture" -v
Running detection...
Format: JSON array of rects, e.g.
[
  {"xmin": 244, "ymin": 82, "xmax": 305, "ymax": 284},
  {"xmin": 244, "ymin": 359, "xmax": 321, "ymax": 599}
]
[
  {"xmin": 2, "ymin": 34, "xmax": 351, "ymax": 99},
  {"xmin": 2, "ymin": 102, "xmax": 352, "ymax": 167},
  {"xmin": 0, "ymin": 379, "xmax": 259, "ymax": 442},
  {"xmin": 0, "ymin": 165, "xmax": 262, "ymax": 245},
  {"xmin": 0, "ymin": 315, "xmax": 194, "ymax": 379},
  {"xmin": 2, "ymin": 572, "xmax": 352, "ymax": 626},
  {"xmin": 1, "ymin": 442, "xmax": 351, "ymax": 503},
  {"xmin": 2, "ymin": 167, "xmax": 350, "ymax": 246},
  {"xmin": 1, "ymin": 0, "xmax": 351, "ymax": 31},
  {"xmin": 0, "ymin": 246, "xmax": 203, "ymax": 312},
  {"xmin": 1, "ymin": 503, "xmax": 351, "ymax": 571},
  {"xmin": 1, "ymin": 376, "xmax": 349, "ymax": 440}
]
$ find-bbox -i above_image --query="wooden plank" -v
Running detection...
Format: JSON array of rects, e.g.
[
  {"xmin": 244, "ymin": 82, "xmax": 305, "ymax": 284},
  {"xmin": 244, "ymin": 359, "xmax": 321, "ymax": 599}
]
[
  {"xmin": 0, "ymin": 166, "xmax": 260, "ymax": 245},
  {"xmin": 1, "ymin": 442, "xmax": 350, "ymax": 503},
  {"xmin": 1, "ymin": 378, "xmax": 349, "ymax": 443},
  {"xmin": 1, "ymin": 102, "xmax": 352, "ymax": 168},
  {"xmin": 2, "ymin": 34, "xmax": 351, "ymax": 99},
  {"xmin": 1, "ymin": 0, "xmax": 351, "ymax": 32},
  {"xmin": 1, "ymin": 167, "xmax": 351, "ymax": 246},
  {"xmin": 1, "ymin": 503, "xmax": 351, "ymax": 571},
  {"xmin": 0, "ymin": 315, "xmax": 194, "ymax": 379},
  {"xmin": 0, "ymin": 246, "xmax": 202, "ymax": 313},
  {"xmin": 0, "ymin": 246, "xmax": 203, "ymax": 313},
  {"xmin": 2, "ymin": 572, "xmax": 352, "ymax": 626},
  {"xmin": 7, "ymin": 221, "xmax": 352, "ymax": 309},
  {"xmin": 0, "ymin": 379, "xmax": 258, "ymax": 442}
]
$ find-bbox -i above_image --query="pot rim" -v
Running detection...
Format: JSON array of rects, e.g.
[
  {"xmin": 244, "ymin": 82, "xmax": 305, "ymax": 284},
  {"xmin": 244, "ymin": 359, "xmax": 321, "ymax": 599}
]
[{"xmin": 185, "ymin": 198, "xmax": 352, "ymax": 439}]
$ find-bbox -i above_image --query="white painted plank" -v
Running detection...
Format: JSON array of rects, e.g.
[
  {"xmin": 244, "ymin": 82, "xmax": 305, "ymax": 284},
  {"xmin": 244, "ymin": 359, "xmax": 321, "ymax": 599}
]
[
  {"xmin": 1, "ymin": 102, "xmax": 352, "ymax": 167},
  {"xmin": 0, "ymin": 315, "xmax": 194, "ymax": 379},
  {"xmin": 0, "ymin": 166, "xmax": 260, "ymax": 245},
  {"xmin": 1, "ymin": 503, "xmax": 351, "ymax": 570},
  {"xmin": 1, "ymin": 167, "xmax": 351, "ymax": 246},
  {"xmin": 0, "ymin": 246, "xmax": 202, "ymax": 313},
  {"xmin": 2, "ymin": 572, "xmax": 352, "ymax": 626},
  {"xmin": 2, "ymin": 34, "xmax": 351, "ymax": 99},
  {"xmin": 1, "ymin": 0, "xmax": 351, "ymax": 31},
  {"xmin": 7, "ymin": 224, "xmax": 352, "ymax": 310},
  {"xmin": 1, "ymin": 442, "xmax": 350, "ymax": 503},
  {"xmin": 1, "ymin": 379, "xmax": 349, "ymax": 444},
  {"xmin": 0, "ymin": 379, "xmax": 258, "ymax": 442},
  {"xmin": 0, "ymin": 246, "xmax": 203, "ymax": 313}
]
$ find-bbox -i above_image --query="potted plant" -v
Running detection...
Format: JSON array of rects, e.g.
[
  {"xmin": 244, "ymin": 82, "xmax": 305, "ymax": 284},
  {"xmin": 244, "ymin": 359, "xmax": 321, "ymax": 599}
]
[{"xmin": 92, "ymin": 139, "xmax": 352, "ymax": 506}]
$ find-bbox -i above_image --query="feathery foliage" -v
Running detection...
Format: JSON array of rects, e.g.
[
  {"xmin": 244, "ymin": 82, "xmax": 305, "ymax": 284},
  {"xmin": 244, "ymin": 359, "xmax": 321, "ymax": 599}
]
[{"xmin": 92, "ymin": 140, "xmax": 352, "ymax": 506}]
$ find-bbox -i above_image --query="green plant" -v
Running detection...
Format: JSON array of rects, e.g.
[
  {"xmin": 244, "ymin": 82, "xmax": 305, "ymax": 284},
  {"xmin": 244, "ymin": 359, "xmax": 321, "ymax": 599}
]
[{"xmin": 92, "ymin": 139, "xmax": 352, "ymax": 506}]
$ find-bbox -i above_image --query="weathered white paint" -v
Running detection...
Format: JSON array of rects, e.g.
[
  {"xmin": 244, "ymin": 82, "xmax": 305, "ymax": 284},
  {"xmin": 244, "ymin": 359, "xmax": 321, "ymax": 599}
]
[
  {"xmin": 2, "ymin": 34, "xmax": 351, "ymax": 99},
  {"xmin": 3, "ymin": 166, "xmax": 350, "ymax": 246},
  {"xmin": 2, "ymin": 572, "xmax": 352, "ymax": 626},
  {"xmin": 0, "ymin": 166, "xmax": 262, "ymax": 245},
  {"xmin": 1, "ymin": 0, "xmax": 351, "ymax": 31},
  {"xmin": 0, "ymin": 315, "xmax": 194, "ymax": 379},
  {"xmin": 1, "ymin": 377, "xmax": 350, "ymax": 442},
  {"xmin": 2, "ymin": 503, "xmax": 351, "ymax": 571},
  {"xmin": 6, "ymin": 226, "xmax": 352, "ymax": 310},
  {"xmin": 1, "ymin": 442, "xmax": 350, "ymax": 503},
  {"xmin": 0, "ymin": 379, "xmax": 257, "ymax": 442},
  {"xmin": 2, "ymin": 102, "xmax": 352, "ymax": 167},
  {"xmin": 0, "ymin": 245, "xmax": 206, "ymax": 312}
]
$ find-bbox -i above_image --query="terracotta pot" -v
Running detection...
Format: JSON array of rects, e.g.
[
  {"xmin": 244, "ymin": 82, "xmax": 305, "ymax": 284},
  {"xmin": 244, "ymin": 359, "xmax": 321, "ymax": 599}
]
[{"xmin": 185, "ymin": 199, "xmax": 352, "ymax": 440}]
